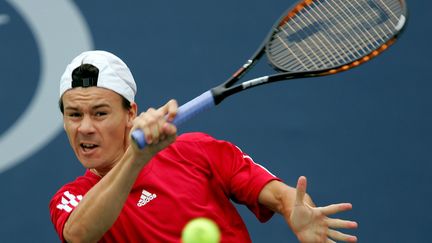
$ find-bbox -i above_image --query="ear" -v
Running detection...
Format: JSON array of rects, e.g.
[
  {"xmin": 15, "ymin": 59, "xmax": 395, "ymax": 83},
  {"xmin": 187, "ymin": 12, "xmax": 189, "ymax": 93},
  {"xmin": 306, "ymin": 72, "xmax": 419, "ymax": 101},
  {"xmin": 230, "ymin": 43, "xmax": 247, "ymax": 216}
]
[{"xmin": 127, "ymin": 102, "xmax": 138, "ymax": 128}]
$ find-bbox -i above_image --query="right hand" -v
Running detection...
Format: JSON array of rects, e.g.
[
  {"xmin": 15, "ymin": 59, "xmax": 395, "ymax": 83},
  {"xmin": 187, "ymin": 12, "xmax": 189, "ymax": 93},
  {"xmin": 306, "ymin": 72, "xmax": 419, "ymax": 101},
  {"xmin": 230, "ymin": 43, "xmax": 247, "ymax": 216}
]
[{"xmin": 130, "ymin": 99, "xmax": 178, "ymax": 157}]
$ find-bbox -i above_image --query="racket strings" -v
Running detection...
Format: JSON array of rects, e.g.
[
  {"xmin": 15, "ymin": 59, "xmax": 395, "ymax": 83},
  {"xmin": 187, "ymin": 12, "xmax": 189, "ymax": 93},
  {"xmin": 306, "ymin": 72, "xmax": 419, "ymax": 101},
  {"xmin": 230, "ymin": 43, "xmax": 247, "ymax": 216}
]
[
  {"xmin": 316, "ymin": 0, "xmax": 366, "ymax": 61},
  {"xmin": 313, "ymin": 0, "xmax": 397, "ymax": 63},
  {"xmin": 286, "ymin": 11, "xmax": 338, "ymax": 69},
  {"xmin": 268, "ymin": 0, "xmax": 404, "ymax": 72},
  {"xmin": 284, "ymin": 1, "xmax": 360, "ymax": 69},
  {"xmin": 292, "ymin": 0, "xmax": 384, "ymax": 65}
]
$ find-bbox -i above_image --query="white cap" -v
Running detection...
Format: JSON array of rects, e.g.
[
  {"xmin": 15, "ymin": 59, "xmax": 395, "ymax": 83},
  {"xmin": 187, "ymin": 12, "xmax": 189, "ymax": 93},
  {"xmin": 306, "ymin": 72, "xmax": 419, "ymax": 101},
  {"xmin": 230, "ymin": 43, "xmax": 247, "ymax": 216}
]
[{"xmin": 59, "ymin": 50, "xmax": 137, "ymax": 102}]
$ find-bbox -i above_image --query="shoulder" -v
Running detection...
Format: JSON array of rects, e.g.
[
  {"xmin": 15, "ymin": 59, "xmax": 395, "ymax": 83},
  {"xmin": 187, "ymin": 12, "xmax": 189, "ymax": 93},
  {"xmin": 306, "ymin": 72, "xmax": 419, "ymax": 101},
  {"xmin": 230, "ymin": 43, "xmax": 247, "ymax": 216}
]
[
  {"xmin": 170, "ymin": 132, "xmax": 243, "ymax": 162},
  {"xmin": 174, "ymin": 132, "xmax": 234, "ymax": 150},
  {"xmin": 49, "ymin": 171, "xmax": 99, "ymax": 240},
  {"xmin": 176, "ymin": 132, "xmax": 235, "ymax": 145},
  {"xmin": 62, "ymin": 170, "xmax": 99, "ymax": 190},
  {"xmin": 50, "ymin": 170, "xmax": 99, "ymax": 203},
  {"xmin": 176, "ymin": 132, "xmax": 216, "ymax": 142}
]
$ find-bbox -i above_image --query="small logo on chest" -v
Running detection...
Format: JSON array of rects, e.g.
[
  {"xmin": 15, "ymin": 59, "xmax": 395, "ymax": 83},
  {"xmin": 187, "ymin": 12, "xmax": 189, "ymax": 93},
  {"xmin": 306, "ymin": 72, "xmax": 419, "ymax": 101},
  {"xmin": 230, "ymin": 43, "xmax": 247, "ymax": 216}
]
[{"xmin": 137, "ymin": 189, "xmax": 157, "ymax": 207}]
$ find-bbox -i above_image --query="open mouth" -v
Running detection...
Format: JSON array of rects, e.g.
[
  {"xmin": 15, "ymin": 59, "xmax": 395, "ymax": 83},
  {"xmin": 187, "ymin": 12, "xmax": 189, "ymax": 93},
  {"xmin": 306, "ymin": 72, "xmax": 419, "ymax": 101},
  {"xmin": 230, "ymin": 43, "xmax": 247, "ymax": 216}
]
[{"xmin": 80, "ymin": 143, "xmax": 99, "ymax": 152}]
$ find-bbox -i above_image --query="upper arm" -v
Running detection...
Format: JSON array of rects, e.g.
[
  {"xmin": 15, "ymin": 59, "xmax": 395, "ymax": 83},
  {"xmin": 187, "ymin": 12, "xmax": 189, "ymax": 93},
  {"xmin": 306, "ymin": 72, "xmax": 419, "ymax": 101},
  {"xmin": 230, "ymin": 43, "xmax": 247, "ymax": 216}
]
[{"xmin": 50, "ymin": 189, "xmax": 85, "ymax": 242}]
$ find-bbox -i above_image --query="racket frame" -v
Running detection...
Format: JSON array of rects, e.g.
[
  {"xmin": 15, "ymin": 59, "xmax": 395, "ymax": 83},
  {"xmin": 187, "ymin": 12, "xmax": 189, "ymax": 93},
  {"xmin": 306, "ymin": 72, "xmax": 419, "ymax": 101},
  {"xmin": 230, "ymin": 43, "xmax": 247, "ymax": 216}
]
[
  {"xmin": 132, "ymin": 0, "xmax": 408, "ymax": 149},
  {"xmin": 212, "ymin": 0, "xmax": 408, "ymax": 105}
]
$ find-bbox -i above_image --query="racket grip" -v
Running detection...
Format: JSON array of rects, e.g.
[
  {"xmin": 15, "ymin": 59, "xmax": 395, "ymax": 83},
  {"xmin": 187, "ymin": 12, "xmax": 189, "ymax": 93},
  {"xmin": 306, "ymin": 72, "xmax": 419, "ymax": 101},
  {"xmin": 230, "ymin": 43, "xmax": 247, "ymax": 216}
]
[{"xmin": 131, "ymin": 90, "xmax": 215, "ymax": 149}]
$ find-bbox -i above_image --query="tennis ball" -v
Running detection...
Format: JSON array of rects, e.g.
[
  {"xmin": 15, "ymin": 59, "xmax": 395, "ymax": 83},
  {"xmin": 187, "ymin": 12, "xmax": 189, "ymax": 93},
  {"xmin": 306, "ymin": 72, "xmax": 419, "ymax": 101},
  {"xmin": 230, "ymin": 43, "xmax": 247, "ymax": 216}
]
[{"xmin": 181, "ymin": 217, "xmax": 221, "ymax": 243}]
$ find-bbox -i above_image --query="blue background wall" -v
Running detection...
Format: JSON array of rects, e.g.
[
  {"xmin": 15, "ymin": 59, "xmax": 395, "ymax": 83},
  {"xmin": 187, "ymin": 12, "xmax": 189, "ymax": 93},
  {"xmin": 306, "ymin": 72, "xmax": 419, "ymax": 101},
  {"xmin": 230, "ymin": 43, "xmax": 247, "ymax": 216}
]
[{"xmin": 0, "ymin": 0, "xmax": 430, "ymax": 242}]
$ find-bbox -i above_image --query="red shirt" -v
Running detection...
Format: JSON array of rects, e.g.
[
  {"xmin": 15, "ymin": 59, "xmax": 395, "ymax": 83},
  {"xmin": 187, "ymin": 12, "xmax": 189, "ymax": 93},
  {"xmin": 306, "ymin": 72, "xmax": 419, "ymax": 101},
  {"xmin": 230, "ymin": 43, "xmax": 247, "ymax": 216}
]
[{"xmin": 50, "ymin": 132, "xmax": 280, "ymax": 242}]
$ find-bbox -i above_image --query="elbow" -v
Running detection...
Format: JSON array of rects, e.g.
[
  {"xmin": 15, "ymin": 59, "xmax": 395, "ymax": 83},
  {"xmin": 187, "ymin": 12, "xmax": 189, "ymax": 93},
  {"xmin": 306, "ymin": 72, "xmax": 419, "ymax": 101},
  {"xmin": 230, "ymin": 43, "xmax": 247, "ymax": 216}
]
[{"xmin": 63, "ymin": 221, "xmax": 97, "ymax": 243}]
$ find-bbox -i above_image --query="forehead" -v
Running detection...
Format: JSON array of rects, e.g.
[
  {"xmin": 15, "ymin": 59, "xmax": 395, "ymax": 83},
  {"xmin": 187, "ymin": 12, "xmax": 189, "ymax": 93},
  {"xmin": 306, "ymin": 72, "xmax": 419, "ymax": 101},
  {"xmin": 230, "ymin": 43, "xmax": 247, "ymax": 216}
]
[{"xmin": 62, "ymin": 87, "xmax": 123, "ymax": 107}]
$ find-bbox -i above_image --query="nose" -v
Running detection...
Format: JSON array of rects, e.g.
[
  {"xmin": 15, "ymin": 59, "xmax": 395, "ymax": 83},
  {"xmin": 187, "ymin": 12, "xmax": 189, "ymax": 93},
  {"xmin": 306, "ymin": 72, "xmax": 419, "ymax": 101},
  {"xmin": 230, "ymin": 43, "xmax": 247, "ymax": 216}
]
[{"xmin": 77, "ymin": 115, "xmax": 96, "ymax": 134}]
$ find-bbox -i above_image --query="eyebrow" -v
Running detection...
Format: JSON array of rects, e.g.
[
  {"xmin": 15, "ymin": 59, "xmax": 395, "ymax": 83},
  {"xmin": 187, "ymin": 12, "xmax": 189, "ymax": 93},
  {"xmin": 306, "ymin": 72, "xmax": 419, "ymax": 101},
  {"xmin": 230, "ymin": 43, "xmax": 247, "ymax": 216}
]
[
  {"xmin": 92, "ymin": 104, "xmax": 111, "ymax": 110},
  {"xmin": 64, "ymin": 103, "xmax": 111, "ymax": 111}
]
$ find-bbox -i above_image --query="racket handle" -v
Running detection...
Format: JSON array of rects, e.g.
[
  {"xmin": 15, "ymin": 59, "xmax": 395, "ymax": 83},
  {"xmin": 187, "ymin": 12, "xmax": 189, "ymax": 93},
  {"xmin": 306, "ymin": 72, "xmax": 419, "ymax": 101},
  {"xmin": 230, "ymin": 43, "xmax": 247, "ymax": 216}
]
[{"xmin": 131, "ymin": 90, "xmax": 215, "ymax": 149}]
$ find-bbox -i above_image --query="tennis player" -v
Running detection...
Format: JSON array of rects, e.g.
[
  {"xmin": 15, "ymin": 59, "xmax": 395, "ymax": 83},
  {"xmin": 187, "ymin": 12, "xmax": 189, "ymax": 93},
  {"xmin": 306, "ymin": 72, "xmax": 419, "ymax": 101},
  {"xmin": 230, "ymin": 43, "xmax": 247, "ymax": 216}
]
[{"xmin": 49, "ymin": 50, "xmax": 358, "ymax": 242}]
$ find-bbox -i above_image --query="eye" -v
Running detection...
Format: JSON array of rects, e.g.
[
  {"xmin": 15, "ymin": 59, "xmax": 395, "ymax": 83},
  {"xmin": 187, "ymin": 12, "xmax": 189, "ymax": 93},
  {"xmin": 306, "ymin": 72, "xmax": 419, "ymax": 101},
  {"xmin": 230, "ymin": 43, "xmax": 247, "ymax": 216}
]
[
  {"xmin": 67, "ymin": 112, "xmax": 82, "ymax": 118},
  {"xmin": 95, "ymin": 111, "xmax": 107, "ymax": 117}
]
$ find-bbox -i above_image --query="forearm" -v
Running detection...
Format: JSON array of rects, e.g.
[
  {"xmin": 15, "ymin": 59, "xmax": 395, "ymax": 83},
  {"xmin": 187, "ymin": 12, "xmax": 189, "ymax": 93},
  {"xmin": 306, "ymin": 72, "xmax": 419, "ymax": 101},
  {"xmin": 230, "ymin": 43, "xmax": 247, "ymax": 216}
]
[
  {"xmin": 258, "ymin": 180, "xmax": 314, "ymax": 217},
  {"xmin": 259, "ymin": 180, "xmax": 296, "ymax": 216},
  {"xmin": 63, "ymin": 148, "xmax": 148, "ymax": 242}
]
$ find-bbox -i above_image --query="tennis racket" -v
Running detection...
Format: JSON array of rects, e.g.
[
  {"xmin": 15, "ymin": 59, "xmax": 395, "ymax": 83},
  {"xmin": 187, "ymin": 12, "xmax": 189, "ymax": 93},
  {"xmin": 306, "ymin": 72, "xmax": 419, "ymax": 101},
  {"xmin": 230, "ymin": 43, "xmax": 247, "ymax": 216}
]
[{"xmin": 132, "ymin": 0, "xmax": 408, "ymax": 149}]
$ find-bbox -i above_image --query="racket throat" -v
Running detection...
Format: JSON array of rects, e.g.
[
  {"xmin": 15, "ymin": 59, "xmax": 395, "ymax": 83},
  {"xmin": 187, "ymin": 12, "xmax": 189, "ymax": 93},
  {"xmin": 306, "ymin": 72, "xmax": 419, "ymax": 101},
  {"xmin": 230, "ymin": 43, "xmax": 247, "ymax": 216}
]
[
  {"xmin": 211, "ymin": 85, "xmax": 242, "ymax": 105},
  {"xmin": 211, "ymin": 76, "xmax": 270, "ymax": 105},
  {"xmin": 241, "ymin": 76, "xmax": 270, "ymax": 89}
]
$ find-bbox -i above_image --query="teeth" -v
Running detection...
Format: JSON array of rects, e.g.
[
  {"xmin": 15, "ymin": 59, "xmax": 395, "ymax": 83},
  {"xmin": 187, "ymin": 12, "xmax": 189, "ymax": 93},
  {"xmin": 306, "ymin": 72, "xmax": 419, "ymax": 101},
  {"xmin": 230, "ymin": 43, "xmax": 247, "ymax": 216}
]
[{"xmin": 81, "ymin": 144, "xmax": 96, "ymax": 148}]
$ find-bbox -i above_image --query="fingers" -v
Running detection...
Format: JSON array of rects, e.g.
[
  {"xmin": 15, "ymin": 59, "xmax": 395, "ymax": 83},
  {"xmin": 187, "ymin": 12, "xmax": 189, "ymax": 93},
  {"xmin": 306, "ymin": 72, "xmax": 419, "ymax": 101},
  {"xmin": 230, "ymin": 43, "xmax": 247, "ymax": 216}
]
[
  {"xmin": 326, "ymin": 218, "xmax": 358, "ymax": 229},
  {"xmin": 328, "ymin": 229, "xmax": 358, "ymax": 242},
  {"xmin": 324, "ymin": 208, "xmax": 358, "ymax": 242},
  {"xmin": 290, "ymin": 177, "xmax": 358, "ymax": 243},
  {"xmin": 295, "ymin": 176, "xmax": 307, "ymax": 205},
  {"xmin": 140, "ymin": 108, "xmax": 163, "ymax": 144},
  {"xmin": 320, "ymin": 203, "xmax": 353, "ymax": 216},
  {"xmin": 133, "ymin": 100, "xmax": 178, "ymax": 145},
  {"xmin": 158, "ymin": 99, "xmax": 178, "ymax": 122}
]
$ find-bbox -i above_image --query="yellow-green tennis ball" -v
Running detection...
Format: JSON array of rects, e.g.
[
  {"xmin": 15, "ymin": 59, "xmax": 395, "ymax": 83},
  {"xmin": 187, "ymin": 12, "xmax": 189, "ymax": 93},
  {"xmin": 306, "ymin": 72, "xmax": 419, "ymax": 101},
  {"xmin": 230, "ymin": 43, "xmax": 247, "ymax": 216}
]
[{"xmin": 181, "ymin": 217, "xmax": 221, "ymax": 243}]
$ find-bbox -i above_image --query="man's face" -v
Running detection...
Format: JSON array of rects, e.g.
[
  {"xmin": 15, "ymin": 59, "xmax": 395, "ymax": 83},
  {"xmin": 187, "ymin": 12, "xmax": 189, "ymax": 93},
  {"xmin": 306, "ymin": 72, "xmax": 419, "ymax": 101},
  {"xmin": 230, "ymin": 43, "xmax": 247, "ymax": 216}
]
[{"xmin": 62, "ymin": 87, "xmax": 135, "ymax": 172}]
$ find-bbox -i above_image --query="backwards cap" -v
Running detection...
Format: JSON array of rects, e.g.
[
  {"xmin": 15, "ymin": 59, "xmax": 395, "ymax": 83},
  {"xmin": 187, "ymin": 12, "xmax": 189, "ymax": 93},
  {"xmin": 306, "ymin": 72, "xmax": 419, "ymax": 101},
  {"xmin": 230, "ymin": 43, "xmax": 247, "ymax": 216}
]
[{"xmin": 59, "ymin": 50, "xmax": 137, "ymax": 102}]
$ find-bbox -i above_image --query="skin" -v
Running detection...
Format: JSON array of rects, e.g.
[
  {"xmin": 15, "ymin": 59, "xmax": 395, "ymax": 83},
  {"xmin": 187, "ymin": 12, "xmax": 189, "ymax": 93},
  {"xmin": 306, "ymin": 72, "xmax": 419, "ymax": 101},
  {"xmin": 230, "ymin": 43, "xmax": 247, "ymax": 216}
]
[
  {"xmin": 259, "ymin": 178, "xmax": 358, "ymax": 242},
  {"xmin": 61, "ymin": 86, "xmax": 357, "ymax": 243},
  {"xmin": 62, "ymin": 87, "xmax": 177, "ymax": 242}
]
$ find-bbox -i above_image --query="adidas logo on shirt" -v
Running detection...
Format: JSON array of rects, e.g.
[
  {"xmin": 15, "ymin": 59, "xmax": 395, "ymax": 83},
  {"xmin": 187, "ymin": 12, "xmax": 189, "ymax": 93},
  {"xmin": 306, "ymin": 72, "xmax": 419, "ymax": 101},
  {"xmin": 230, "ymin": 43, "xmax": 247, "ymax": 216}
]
[
  {"xmin": 56, "ymin": 191, "xmax": 83, "ymax": 213},
  {"xmin": 137, "ymin": 189, "xmax": 157, "ymax": 207}
]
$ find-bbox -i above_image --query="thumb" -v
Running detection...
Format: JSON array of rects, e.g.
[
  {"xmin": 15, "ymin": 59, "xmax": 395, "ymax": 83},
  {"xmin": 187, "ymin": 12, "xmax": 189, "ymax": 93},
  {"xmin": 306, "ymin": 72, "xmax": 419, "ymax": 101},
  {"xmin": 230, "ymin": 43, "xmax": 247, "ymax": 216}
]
[{"xmin": 295, "ymin": 176, "xmax": 308, "ymax": 205}]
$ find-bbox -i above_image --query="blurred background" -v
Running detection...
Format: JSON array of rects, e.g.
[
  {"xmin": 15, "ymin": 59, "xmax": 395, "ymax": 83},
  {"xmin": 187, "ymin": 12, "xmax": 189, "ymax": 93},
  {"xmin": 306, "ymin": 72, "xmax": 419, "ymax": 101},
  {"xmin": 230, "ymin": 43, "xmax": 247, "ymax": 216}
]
[{"xmin": 0, "ymin": 0, "xmax": 430, "ymax": 242}]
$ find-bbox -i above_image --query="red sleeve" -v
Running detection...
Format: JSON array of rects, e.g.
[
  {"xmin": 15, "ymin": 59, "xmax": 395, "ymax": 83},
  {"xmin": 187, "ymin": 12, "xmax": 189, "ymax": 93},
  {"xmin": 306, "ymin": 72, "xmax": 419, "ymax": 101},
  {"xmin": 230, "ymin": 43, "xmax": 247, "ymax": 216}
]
[
  {"xmin": 231, "ymin": 145, "xmax": 282, "ymax": 222},
  {"xmin": 196, "ymin": 133, "xmax": 282, "ymax": 222},
  {"xmin": 49, "ymin": 173, "xmax": 96, "ymax": 241}
]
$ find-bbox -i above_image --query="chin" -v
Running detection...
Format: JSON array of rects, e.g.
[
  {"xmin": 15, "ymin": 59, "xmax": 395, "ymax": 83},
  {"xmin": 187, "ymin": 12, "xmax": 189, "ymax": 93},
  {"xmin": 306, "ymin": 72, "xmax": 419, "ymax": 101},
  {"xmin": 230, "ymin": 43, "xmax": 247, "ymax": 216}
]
[{"xmin": 77, "ymin": 155, "xmax": 102, "ymax": 169}]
